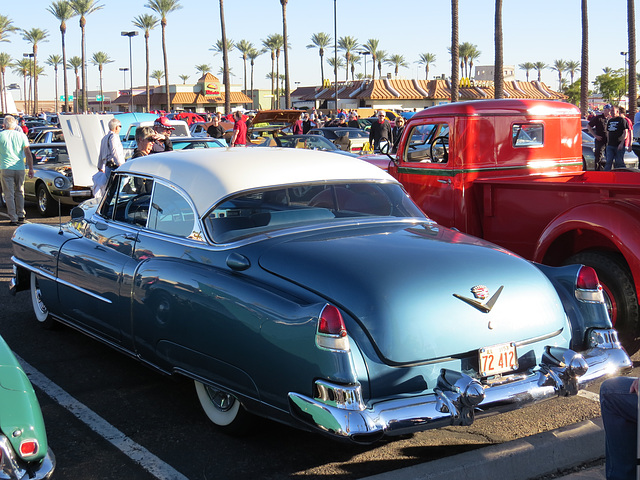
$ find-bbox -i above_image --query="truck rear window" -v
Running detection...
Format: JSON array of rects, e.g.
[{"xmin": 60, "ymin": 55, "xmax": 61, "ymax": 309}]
[{"xmin": 512, "ymin": 124, "xmax": 544, "ymax": 147}]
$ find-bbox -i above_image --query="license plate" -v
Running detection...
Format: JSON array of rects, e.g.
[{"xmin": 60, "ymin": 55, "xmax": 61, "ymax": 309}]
[{"xmin": 479, "ymin": 342, "xmax": 518, "ymax": 377}]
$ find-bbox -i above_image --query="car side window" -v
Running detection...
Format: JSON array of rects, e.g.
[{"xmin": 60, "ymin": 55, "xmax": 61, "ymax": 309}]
[
  {"xmin": 100, "ymin": 174, "xmax": 154, "ymax": 227},
  {"xmin": 403, "ymin": 123, "xmax": 450, "ymax": 164},
  {"xmin": 147, "ymin": 183, "xmax": 196, "ymax": 237}
]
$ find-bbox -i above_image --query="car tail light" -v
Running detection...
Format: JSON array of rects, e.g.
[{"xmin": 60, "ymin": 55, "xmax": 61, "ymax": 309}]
[
  {"xmin": 19, "ymin": 440, "xmax": 38, "ymax": 457},
  {"xmin": 576, "ymin": 266, "xmax": 605, "ymax": 303},
  {"xmin": 316, "ymin": 305, "xmax": 350, "ymax": 352}
]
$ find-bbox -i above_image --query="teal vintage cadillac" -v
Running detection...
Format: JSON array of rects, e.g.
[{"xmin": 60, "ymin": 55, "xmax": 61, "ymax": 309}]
[
  {"xmin": 0, "ymin": 335, "xmax": 55, "ymax": 478},
  {"xmin": 10, "ymin": 148, "xmax": 631, "ymax": 443}
]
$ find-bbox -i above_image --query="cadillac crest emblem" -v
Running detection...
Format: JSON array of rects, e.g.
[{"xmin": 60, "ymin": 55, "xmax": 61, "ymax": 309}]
[{"xmin": 471, "ymin": 285, "xmax": 489, "ymax": 300}]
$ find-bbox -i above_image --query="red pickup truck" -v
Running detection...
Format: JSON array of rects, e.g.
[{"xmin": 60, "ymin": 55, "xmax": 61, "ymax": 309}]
[{"xmin": 375, "ymin": 99, "xmax": 640, "ymax": 336}]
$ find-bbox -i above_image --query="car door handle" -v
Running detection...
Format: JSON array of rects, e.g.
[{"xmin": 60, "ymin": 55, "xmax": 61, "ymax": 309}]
[
  {"xmin": 124, "ymin": 234, "xmax": 137, "ymax": 241},
  {"xmin": 438, "ymin": 179, "xmax": 451, "ymax": 184}
]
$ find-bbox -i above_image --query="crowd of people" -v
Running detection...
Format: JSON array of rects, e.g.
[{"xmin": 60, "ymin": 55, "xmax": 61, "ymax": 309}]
[{"xmin": 586, "ymin": 104, "xmax": 635, "ymax": 170}]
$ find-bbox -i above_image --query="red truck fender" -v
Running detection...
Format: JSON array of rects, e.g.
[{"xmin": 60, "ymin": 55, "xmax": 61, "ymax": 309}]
[{"xmin": 534, "ymin": 201, "xmax": 640, "ymax": 332}]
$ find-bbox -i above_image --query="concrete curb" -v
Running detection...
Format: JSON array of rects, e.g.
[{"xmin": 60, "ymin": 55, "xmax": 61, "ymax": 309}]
[{"xmin": 361, "ymin": 418, "xmax": 604, "ymax": 480}]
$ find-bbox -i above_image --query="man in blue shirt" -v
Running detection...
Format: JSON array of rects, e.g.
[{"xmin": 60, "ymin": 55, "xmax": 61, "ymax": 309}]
[{"xmin": 0, "ymin": 116, "xmax": 34, "ymax": 226}]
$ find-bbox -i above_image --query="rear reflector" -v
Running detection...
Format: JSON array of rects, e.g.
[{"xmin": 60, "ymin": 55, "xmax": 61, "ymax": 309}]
[
  {"xmin": 19, "ymin": 440, "xmax": 38, "ymax": 457},
  {"xmin": 316, "ymin": 305, "xmax": 350, "ymax": 352},
  {"xmin": 576, "ymin": 266, "xmax": 604, "ymax": 303}
]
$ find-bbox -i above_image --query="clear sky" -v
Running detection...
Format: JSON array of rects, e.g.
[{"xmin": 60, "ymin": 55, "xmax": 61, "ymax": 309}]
[{"xmin": 2, "ymin": 0, "xmax": 635, "ymax": 102}]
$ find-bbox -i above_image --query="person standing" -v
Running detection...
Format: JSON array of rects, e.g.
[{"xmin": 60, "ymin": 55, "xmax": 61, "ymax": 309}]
[
  {"xmin": 206, "ymin": 116, "xmax": 225, "ymax": 140},
  {"xmin": 0, "ymin": 116, "xmax": 34, "ymax": 226},
  {"xmin": 587, "ymin": 104, "xmax": 611, "ymax": 170},
  {"xmin": 391, "ymin": 116, "xmax": 405, "ymax": 154},
  {"xmin": 131, "ymin": 126, "xmax": 157, "ymax": 158},
  {"xmin": 293, "ymin": 114, "xmax": 304, "ymax": 135},
  {"xmin": 230, "ymin": 111, "xmax": 247, "ymax": 147},
  {"xmin": 600, "ymin": 376, "xmax": 638, "ymax": 480},
  {"xmin": 348, "ymin": 112, "xmax": 360, "ymax": 129},
  {"xmin": 369, "ymin": 110, "xmax": 392, "ymax": 152},
  {"xmin": 604, "ymin": 106, "xmax": 629, "ymax": 171},
  {"xmin": 97, "ymin": 118, "xmax": 125, "ymax": 177},
  {"xmin": 151, "ymin": 117, "xmax": 175, "ymax": 153}
]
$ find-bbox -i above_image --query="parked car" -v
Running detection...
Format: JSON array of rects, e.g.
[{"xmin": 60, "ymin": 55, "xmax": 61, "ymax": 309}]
[
  {"xmin": 10, "ymin": 147, "xmax": 630, "ymax": 443},
  {"xmin": 0, "ymin": 333, "xmax": 55, "ymax": 479},
  {"xmin": 170, "ymin": 137, "xmax": 226, "ymax": 150},
  {"xmin": 582, "ymin": 129, "xmax": 638, "ymax": 170},
  {"xmin": 257, "ymin": 133, "xmax": 359, "ymax": 157},
  {"xmin": 32, "ymin": 128, "xmax": 64, "ymax": 145},
  {"xmin": 25, "ymin": 143, "xmax": 93, "ymax": 216},
  {"xmin": 307, "ymin": 127, "xmax": 370, "ymax": 153}
]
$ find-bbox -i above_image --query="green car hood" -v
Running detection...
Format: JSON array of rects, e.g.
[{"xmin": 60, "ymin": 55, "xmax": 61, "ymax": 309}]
[{"xmin": 0, "ymin": 337, "xmax": 48, "ymax": 462}]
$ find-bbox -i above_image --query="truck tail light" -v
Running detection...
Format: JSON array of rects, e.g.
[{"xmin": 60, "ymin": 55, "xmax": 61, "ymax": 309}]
[
  {"xmin": 576, "ymin": 266, "xmax": 605, "ymax": 303},
  {"xmin": 316, "ymin": 305, "xmax": 350, "ymax": 352},
  {"xmin": 19, "ymin": 440, "xmax": 38, "ymax": 457}
]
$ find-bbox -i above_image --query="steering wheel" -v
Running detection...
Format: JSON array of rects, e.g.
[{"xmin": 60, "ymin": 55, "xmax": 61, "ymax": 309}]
[{"xmin": 430, "ymin": 136, "xmax": 449, "ymax": 163}]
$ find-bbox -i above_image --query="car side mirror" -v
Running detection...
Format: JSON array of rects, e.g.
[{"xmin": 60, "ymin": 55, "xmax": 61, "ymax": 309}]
[
  {"xmin": 70, "ymin": 207, "xmax": 85, "ymax": 221},
  {"xmin": 379, "ymin": 142, "xmax": 390, "ymax": 155}
]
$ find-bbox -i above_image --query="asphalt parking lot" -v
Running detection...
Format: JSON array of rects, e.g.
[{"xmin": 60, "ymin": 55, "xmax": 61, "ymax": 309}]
[{"xmin": 0, "ymin": 203, "xmax": 637, "ymax": 480}]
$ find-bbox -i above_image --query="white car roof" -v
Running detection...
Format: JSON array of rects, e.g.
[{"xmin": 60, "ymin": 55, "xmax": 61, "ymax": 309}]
[{"xmin": 116, "ymin": 147, "xmax": 397, "ymax": 215}]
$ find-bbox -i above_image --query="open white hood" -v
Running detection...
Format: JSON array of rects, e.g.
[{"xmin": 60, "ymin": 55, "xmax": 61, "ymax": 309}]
[{"xmin": 59, "ymin": 114, "xmax": 114, "ymax": 187}]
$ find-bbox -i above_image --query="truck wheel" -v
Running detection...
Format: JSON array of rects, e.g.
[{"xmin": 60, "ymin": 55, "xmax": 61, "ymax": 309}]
[
  {"xmin": 564, "ymin": 251, "xmax": 639, "ymax": 337},
  {"xmin": 37, "ymin": 183, "xmax": 56, "ymax": 217}
]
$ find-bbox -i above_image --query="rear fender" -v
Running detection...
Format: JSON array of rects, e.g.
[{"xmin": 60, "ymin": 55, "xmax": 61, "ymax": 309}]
[
  {"xmin": 535, "ymin": 263, "xmax": 611, "ymax": 351},
  {"xmin": 535, "ymin": 201, "xmax": 640, "ymax": 297}
]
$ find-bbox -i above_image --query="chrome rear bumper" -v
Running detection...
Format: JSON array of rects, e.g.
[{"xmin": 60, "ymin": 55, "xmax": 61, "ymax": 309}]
[
  {"xmin": 288, "ymin": 329, "xmax": 630, "ymax": 443},
  {"xmin": 0, "ymin": 435, "xmax": 55, "ymax": 480}
]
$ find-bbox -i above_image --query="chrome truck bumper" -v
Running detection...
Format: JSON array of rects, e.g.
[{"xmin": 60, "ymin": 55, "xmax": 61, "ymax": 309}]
[
  {"xmin": 0, "ymin": 436, "xmax": 55, "ymax": 480},
  {"xmin": 288, "ymin": 329, "xmax": 631, "ymax": 444}
]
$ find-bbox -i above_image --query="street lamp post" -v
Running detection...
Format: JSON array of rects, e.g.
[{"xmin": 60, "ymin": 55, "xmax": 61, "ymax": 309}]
[
  {"xmin": 333, "ymin": 0, "xmax": 338, "ymax": 113},
  {"xmin": 119, "ymin": 67, "xmax": 129, "ymax": 90},
  {"xmin": 121, "ymin": 31, "xmax": 138, "ymax": 113},
  {"xmin": 23, "ymin": 53, "xmax": 34, "ymax": 115},
  {"xmin": 359, "ymin": 51, "xmax": 371, "ymax": 79},
  {"xmin": 621, "ymin": 51, "xmax": 628, "ymax": 101}
]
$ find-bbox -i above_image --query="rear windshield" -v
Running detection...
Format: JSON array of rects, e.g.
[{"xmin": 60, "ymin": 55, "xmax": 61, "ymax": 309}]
[{"xmin": 204, "ymin": 182, "xmax": 425, "ymax": 243}]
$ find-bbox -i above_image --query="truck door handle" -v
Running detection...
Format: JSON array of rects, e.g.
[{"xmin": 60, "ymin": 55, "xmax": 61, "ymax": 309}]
[{"xmin": 438, "ymin": 179, "xmax": 451, "ymax": 184}]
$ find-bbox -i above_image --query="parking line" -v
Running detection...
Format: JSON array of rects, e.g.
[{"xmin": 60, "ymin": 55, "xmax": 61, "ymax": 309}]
[{"xmin": 15, "ymin": 354, "xmax": 189, "ymax": 480}]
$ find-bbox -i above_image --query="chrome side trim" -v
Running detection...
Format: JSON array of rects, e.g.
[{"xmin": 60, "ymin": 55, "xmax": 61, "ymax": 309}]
[
  {"xmin": 11, "ymin": 256, "xmax": 112, "ymax": 305},
  {"xmin": 289, "ymin": 333, "xmax": 630, "ymax": 443},
  {"xmin": 0, "ymin": 436, "xmax": 55, "ymax": 480}
]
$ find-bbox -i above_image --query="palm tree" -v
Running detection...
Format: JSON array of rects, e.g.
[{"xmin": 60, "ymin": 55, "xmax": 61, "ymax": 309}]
[
  {"xmin": 90, "ymin": 51, "xmax": 112, "ymax": 111},
  {"xmin": 145, "ymin": 0, "xmax": 182, "ymax": 112},
  {"xmin": 67, "ymin": 55, "xmax": 82, "ymax": 112},
  {"xmin": 349, "ymin": 54, "xmax": 360, "ymax": 81},
  {"xmin": 247, "ymin": 48, "xmax": 262, "ymax": 109},
  {"xmin": 451, "ymin": 0, "xmax": 459, "ymax": 102},
  {"xmin": 457, "ymin": 42, "xmax": 481, "ymax": 79},
  {"xmin": 280, "ymin": 0, "xmax": 291, "ymax": 108},
  {"xmin": 376, "ymin": 50, "xmax": 387, "ymax": 79},
  {"xmin": 47, "ymin": 1, "xmax": 74, "ymax": 113},
  {"xmin": 12, "ymin": 59, "xmax": 31, "ymax": 114},
  {"xmin": 0, "ymin": 16, "xmax": 18, "ymax": 113},
  {"xmin": 494, "ymin": 0, "xmax": 504, "ymax": 99},
  {"xmin": 565, "ymin": 60, "xmax": 581, "ymax": 85},
  {"xmin": 22, "ymin": 28, "xmax": 49, "ymax": 115},
  {"xmin": 235, "ymin": 40, "xmax": 253, "ymax": 93},
  {"xmin": 69, "ymin": 0, "xmax": 104, "ymax": 113},
  {"xmin": 0, "ymin": 53, "xmax": 12, "ymax": 114},
  {"xmin": 151, "ymin": 69, "xmax": 164, "ymax": 85},
  {"xmin": 550, "ymin": 59, "xmax": 567, "ymax": 91},
  {"xmin": 518, "ymin": 62, "xmax": 535, "ymax": 82},
  {"xmin": 385, "ymin": 54, "xmax": 408, "ymax": 78},
  {"xmin": 417, "ymin": 53, "xmax": 436, "ymax": 80},
  {"xmin": 270, "ymin": 34, "xmax": 284, "ymax": 107},
  {"xmin": 307, "ymin": 32, "xmax": 332, "ymax": 85},
  {"xmin": 533, "ymin": 61, "xmax": 547, "ymax": 82},
  {"xmin": 338, "ymin": 36, "xmax": 358, "ymax": 81},
  {"xmin": 45, "ymin": 54, "xmax": 63, "ymax": 113},
  {"xmin": 195, "ymin": 64, "xmax": 211, "ymax": 77},
  {"xmin": 627, "ymin": 0, "xmax": 637, "ymax": 119},
  {"xmin": 580, "ymin": 0, "xmax": 589, "ymax": 117},
  {"xmin": 363, "ymin": 39, "xmax": 380, "ymax": 80},
  {"xmin": 179, "ymin": 74, "xmax": 189, "ymax": 84},
  {"xmin": 133, "ymin": 13, "xmax": 158, "ymax": 113},
  {"xmin": 262, "ymin": 34, "xmax": 280, "ymax": 109}
]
